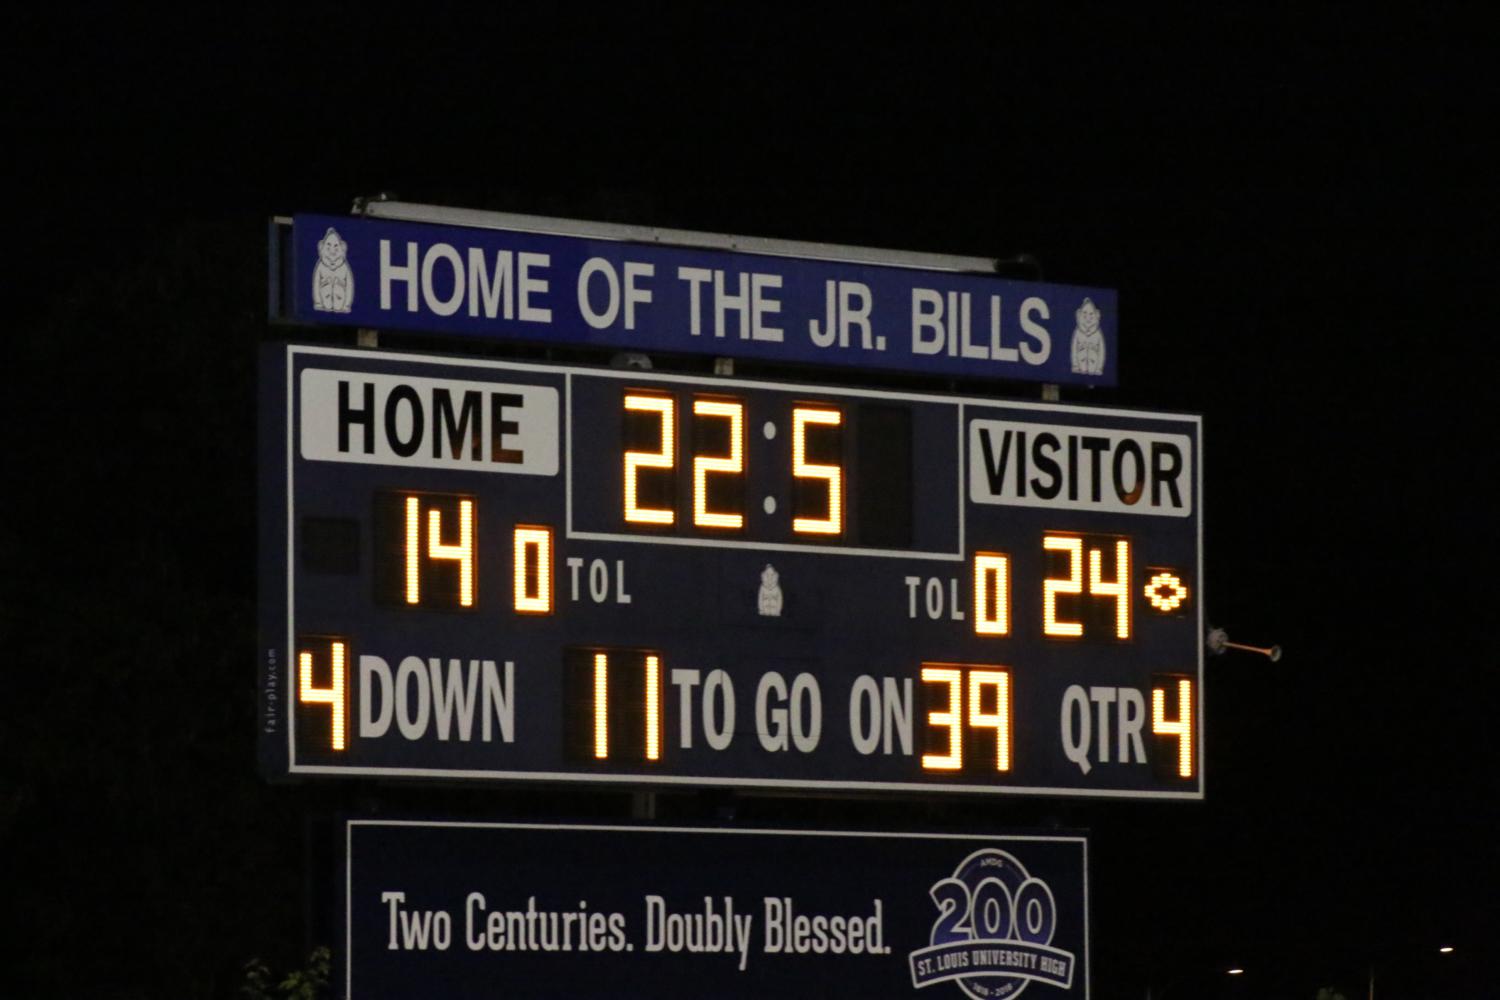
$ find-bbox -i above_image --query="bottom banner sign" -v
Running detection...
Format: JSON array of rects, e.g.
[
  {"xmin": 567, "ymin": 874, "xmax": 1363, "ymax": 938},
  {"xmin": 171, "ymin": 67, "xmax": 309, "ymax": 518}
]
[{"xmin": 346, "ymin": 821, "xmax": 1089, "ymax": 999}]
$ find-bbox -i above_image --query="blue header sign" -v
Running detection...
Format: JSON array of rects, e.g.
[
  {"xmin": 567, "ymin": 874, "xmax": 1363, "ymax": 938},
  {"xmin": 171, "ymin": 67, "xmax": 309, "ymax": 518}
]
[
  {"xmin": 283, "ymin": 210, "xmax": 1118, "ymax": 386},
  {"xmin": 345, "ymin": 821, "xmax": 1089, "ymax": 1000}
]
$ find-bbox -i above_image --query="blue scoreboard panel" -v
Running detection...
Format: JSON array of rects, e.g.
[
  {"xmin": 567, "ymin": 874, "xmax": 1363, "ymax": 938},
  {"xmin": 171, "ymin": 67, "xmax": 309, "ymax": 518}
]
[{"xmin": 258, "ymin": 344, "xmax": 1203, "ymax": 798}]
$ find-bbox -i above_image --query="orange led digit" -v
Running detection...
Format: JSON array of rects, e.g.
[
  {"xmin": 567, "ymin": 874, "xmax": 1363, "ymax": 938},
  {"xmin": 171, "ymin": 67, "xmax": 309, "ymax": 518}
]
[
  {"xmin": 1043, "ymin": 535, "xmax": 1084, "ymax": 637},
  {"xmin": 973, "ymin": 553, "xmax": 1011, "ymax": 635},
  {"xmin": 1146, "ymin": 571, "xmax": 1189, "ymax": 612},
  {"xmin": 692, "ymin": 399, "xmax": 744, "ymax": 529},
  {"xmin": 513, "ymin": 526, "xmax": 552, "ymax": 614},
  {"xmin": 593, "ymin": 652, "xmax": 609, "ymax": 759},
  {"xmin": 427, "ymin": 499, "xmax": 475, "ymax": 607},
  {"xmin": 1153, "ymin": 677, "xmax": 1194, "ymax": 778},
  {"xmin": 967, "ymin": 669, "xmax": 1012, "ymax": 771},
  {"xmin": 644, "ymin": 654, "xmax": 661, "ymax": 761},
  {"xmin": 404, "ymin": 496, "xmax": 421, "ymax": 605},
  {"xmin": 1088, "ymin": 539, "xmax": 1131, "ymax": 639},
  {"xmin": 378, "ymin": 492, "xmax": 481, "ymax": 611},
  {"xmin": 920, "ymin": 666, "xmax": 963, "ymax": 770},
  {"xmin": 792, "ymin": 407, "xmax": 842, "ymax": 535},
  {"xmin": 298, "ymin": 640, "xmax": 346, "ymax": 751},
  {"xmin": 624, "ymin": 395, "xmax": 675, "ymax": 525}
]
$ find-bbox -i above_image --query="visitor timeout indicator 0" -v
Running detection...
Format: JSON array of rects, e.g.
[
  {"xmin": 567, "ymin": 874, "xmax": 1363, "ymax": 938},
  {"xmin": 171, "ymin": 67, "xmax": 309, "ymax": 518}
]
[{"xmin": 258, "ymin": 343, "xmax": 1202, "ymax": 798}]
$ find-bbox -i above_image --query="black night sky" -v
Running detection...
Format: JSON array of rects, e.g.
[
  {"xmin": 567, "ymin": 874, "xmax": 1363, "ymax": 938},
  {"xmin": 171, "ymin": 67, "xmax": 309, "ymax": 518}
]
[{"xmin": 6, "ymin": 9, "xmax": 1495, "ymax": 999}]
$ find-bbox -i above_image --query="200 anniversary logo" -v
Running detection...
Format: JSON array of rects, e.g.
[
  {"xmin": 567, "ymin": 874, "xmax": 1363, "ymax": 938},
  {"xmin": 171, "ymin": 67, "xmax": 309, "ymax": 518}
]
[{"xmin": 908, "ymin": 849, "xmax": 1076, "ymax": 998}]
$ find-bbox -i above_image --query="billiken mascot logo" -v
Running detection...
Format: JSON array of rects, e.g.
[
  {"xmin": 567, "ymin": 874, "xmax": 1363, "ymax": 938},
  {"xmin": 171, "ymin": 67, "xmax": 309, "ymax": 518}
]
[
  {"xmin": 312, "ymin": 227, "xmax": 354, "ymax": 313},
  {"xmin": 908, "ymin": 849, "xmax": 1076, "ymax": 999},
  {"xmin": 1068, "ymin": 298, "xmax": 1104, "ymax": 377}
]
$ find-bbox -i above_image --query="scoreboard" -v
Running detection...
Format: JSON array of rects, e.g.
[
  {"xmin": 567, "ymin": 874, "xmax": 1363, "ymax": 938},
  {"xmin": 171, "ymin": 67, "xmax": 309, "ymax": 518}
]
[{"xmin": 258, "ymin": 343, "xmax": 1202, "ymax": 798}]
